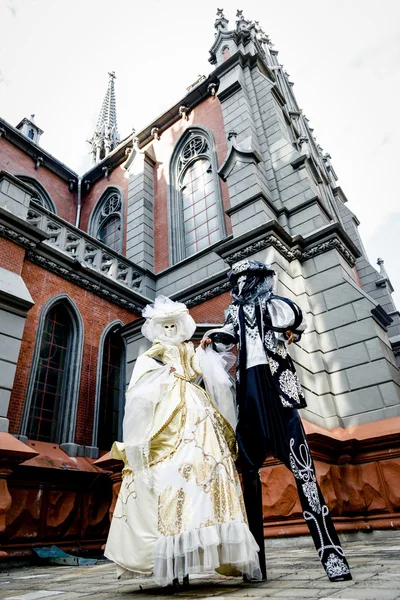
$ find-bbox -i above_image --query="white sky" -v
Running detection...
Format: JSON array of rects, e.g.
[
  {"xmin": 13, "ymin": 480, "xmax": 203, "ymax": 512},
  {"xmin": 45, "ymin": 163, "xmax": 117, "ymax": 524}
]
[{"xmin": 0, "ymin": 0, "xmax": 399, "ymax": 307}]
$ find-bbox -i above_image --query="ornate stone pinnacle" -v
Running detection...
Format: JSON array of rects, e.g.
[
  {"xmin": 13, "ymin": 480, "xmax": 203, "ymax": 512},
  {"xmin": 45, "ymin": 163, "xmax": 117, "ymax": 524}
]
[{"xmin": 214, "ymin": 7, "xmax": 229, "ymax": 30}]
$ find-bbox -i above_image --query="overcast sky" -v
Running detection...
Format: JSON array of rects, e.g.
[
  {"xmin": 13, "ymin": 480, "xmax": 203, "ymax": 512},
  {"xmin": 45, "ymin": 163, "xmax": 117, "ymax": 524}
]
[{"xmin": 0, "ymin": 0, "xmax": 399, "ymax": 307}]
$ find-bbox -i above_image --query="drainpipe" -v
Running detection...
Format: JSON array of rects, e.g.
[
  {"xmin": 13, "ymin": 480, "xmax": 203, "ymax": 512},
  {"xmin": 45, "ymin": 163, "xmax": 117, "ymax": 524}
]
[{"xmin": 75, "ymin": 177, "xmax": 82, "ymax": 228}]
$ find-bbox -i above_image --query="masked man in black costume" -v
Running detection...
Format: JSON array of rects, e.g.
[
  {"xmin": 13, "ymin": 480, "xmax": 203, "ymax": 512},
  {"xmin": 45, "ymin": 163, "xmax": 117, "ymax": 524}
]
[{"xmin": 201, "ymin": 259, "xmax": 351, "ymax": 583}]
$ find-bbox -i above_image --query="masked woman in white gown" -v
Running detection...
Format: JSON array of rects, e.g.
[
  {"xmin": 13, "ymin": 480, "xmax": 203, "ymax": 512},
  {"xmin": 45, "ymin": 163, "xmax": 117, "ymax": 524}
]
[{"xmin": 104, "ymin": 296, "xmax": 260, "ymax": 587}]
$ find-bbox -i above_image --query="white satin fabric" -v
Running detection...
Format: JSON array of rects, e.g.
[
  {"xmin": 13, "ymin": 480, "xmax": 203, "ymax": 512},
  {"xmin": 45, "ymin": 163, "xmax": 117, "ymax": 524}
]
[{"xmin": 105, "ymin": 340, "xmax": 260, "ymax": 586}]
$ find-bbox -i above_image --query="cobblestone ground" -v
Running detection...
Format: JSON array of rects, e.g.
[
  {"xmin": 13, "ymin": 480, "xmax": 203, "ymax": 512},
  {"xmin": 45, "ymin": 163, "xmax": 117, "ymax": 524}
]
[{"xmin": 1, "ymin": 535, "xmax": 400, "ymax": 600}]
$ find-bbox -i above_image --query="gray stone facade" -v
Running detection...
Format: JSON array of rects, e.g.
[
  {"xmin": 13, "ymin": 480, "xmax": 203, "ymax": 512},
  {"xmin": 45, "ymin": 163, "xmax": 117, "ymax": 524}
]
[{"xmin": 144, "ymin": 10, "xmax": 399, "ymax": 430}]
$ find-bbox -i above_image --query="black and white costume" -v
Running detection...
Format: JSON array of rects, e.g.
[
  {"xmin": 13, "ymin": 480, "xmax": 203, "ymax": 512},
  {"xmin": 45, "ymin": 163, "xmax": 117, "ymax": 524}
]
[{"xmin": 206, "ymin": 260, "xmax": 351, "ymax": 582}]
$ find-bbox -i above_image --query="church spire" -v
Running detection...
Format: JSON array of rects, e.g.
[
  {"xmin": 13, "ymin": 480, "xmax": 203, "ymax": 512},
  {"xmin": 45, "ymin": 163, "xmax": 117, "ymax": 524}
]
[{"xmin": 89, "ymin": 71, "xmax": 120, "ymax": 164}]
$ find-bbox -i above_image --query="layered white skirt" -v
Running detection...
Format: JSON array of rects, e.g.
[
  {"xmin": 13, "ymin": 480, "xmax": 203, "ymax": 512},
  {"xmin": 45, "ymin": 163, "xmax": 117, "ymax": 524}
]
[{"xmin": 105, "ymin": 378, "xmax": 260, "ymax": 586}]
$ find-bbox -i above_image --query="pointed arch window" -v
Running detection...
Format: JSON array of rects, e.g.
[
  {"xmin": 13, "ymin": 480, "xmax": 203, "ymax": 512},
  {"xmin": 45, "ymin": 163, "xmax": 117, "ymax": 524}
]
[
  {"xmin": 90, "ymin": 189, "xmax": 123, "ymax": 252},
  {"xmin": 16, "ymin": 176, "xmax": 57, "ymax": 214},
  {"xmin": 93, "ymin": 324, "xmax": 125, "ymax": 451},
  {"xmin": 21, "ymin": 297, "xmax": 84, "ymax": 444},
  {"xmin": 170, "ymin": 128, "xmax": 225, "ymax": 263}
]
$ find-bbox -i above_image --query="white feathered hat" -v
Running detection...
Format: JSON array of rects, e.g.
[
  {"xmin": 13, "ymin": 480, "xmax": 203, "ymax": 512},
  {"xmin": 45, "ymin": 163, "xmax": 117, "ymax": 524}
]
[{"xmin": 141, "ymin": 296, "xmax": 196, "ymax": 343}]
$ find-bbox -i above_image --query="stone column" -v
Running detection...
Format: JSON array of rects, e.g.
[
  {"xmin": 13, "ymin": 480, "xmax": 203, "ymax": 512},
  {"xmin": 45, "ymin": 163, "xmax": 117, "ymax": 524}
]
[{"xmin": 126, "ymin": 151, "xmax": 155, "ymax": 274}]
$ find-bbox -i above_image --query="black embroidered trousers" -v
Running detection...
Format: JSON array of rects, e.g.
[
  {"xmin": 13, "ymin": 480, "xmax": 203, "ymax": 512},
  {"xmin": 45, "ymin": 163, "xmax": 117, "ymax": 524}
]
[{"xmin": 237, "ymin": 365, "xmax": 351, "ymax": 581}]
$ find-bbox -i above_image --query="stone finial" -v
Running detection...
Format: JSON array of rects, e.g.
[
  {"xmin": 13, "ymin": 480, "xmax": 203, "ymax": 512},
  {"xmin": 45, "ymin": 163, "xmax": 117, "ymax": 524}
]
[
  {"xmin": 179, "ymin": 105, "xmax": 189, "ymax": 120},
  {"xmin": 151, "ymin": 127, "xmax": 160, "ymax": 140},
  {"xmin": 214, "ymin": 8, "xmax": 229, "ymax": 31},
  {"xmin": 377, "ymin": 258, "xmax": 389, "ymax": 278},
  {"xmin": 236, "ymin": 9, "xmax": 250, "ymax": 32}
]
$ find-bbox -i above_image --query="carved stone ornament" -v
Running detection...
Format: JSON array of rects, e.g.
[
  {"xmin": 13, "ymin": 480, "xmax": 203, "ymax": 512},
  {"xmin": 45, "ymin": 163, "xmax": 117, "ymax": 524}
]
[
  {"xmin": 207, "ymin": 82, "xmax": 217, "ymax": 97},
  {"xmin": 0, "ymin": 223, "xmax": 37, "ymax": 250},
  {"xmin": 34, "ymin": 155, "xmax": 44, "ymax": 170},
  {"xmin": 151, "ymin": 127, "xmax": 160, "ymax": 140},
  {"xmin": 178, "ymin": 106, "xmax": 189, "ymax": 121},
  {"xmin": 224, "ymin": 234, "xmax": 356, "ymax": 268}
]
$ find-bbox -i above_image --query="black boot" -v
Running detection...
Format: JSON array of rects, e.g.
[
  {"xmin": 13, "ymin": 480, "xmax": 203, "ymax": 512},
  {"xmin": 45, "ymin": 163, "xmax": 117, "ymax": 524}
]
[{"xmin": 242, "ymin": 469, "xmax": 267, "ymax": 581}]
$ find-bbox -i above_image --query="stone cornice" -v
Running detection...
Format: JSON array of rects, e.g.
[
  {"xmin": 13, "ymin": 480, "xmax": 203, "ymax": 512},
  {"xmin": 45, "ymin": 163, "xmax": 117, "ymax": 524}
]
[{"xmin": 215, "ymin": 221, "xmax": 361, "ymax": 268}]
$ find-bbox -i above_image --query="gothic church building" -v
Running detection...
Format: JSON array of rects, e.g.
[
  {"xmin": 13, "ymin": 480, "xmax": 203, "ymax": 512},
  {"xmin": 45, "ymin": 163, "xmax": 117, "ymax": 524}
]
[{"xmin": 0, "ymin": 11, "xmax": 399, "ymax": 558}]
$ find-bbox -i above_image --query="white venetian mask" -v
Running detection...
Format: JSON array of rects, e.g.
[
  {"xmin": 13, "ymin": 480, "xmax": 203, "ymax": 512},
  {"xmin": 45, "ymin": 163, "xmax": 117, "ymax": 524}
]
[
  {"xmin": 237, "ymin": 274, "xmax": 247, "ymax": 296},
  {"xmin": 163, "ymin": 322, "xmax": 177, "ymax": 339}
]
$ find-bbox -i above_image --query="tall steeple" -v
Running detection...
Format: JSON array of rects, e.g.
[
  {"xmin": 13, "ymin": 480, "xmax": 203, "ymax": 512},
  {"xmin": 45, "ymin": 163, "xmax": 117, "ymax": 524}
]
[{"xmin": 89, "ymin": 71, "xmax": 120, "ymax": 164}]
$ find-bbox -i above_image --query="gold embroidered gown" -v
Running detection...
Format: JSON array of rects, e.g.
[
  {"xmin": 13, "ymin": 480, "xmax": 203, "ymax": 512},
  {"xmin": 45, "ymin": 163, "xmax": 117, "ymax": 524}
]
[{"xmin": 104, "ymin": 340, "xmax": 260, "ymax": 586}]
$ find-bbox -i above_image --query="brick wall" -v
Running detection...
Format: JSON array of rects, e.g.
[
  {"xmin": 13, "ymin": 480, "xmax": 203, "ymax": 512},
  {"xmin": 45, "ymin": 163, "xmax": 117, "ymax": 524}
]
[
  {"xmin": 189, "ymin": 291, "xmax": 231, "ymax": 324},
  {"xmin": 151, "ymin": 96, "xmax": 231, "ymax": 272},
  {"xmin": 0, "ymin": 138, "xmax": 76, "ymax": 223},
  {"xmin": 0, "ymin": 237, "xmax": 25, "ymax": 275},
  {"xmin": 7, "ymin": 259, "xmax": 138, "ymax": 445}
]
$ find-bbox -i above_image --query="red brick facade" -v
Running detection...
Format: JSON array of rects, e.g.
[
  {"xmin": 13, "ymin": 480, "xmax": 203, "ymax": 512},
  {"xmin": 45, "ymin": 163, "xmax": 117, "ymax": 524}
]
[
  {"xmin": 0, "ymin": 237, "xmax": 25, "ymax": 275},
  {"xmin": 189, "ymin": 291, "xmax": 230, "ymax": 324},
  {"xmin": 7, "ymin": 261, "xmax": 137, "ymax": 444},
  {"xmin": 149, "ymin": 96, "xmax": 232, "ymax": 272},
  {"xmin": 0, "ymin": 138, "xmax": 77, "ymax": 224}
]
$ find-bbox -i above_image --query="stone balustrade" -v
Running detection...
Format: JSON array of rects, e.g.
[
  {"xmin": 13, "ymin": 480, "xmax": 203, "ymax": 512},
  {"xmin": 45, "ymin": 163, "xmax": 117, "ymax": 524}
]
[{"xmin": 27, "ymin": 202, "xmax": 144, "ymax": 293}]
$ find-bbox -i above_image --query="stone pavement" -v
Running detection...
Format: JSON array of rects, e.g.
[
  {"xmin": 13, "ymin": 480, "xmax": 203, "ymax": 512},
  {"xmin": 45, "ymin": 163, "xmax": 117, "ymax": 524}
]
[{"xmin": 1, "ymin": 534, "xmax": 400, "ymax": 600}]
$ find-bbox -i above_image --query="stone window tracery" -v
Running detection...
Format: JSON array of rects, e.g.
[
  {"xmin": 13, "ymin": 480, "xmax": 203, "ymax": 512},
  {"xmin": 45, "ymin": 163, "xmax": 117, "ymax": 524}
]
[
  {"xmin": 170, "ymin": 129, "xmax": 225, "ymax": 263},
  {"xmin": 90, "ymin": 189, "xmax": 123, "ymax": 253}
]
